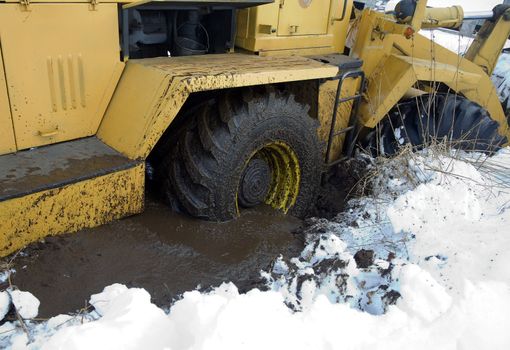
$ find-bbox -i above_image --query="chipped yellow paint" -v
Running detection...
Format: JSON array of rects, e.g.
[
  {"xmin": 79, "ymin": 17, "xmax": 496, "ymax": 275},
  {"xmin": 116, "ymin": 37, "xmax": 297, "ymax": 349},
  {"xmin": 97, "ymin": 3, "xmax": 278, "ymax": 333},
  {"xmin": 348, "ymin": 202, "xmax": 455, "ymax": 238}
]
[
  {"xmin": 0, "ymin": 164, "xmax": 144, "ymax": 257},
  {"xmin": 98, "ymin": 54, "xmax": 338, "ymax": 160}
]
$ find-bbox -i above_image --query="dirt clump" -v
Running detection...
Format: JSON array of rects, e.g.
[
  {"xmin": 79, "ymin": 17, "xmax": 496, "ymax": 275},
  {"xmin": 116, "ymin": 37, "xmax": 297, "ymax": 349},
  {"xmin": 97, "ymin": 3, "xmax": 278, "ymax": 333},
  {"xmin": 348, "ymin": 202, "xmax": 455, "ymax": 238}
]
[
  {"xmin": 354, "ymin": 249, "xmax": 375, "ymax": 268},
  {"xmin": 312, "ymin": 155, "xmax": 373, "ymax": 219}
]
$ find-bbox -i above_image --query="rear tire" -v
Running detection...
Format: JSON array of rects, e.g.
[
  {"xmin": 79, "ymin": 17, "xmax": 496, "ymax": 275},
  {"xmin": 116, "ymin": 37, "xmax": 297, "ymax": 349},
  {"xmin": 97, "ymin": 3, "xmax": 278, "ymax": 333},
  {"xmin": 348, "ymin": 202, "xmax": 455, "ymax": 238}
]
[
  {"xmin": 159, "ymin": 88, "xmax": 323, "ymax": 221},
  {"xmin": 364, "ymin": 93, "xmax": 507, "ymax": 155}
]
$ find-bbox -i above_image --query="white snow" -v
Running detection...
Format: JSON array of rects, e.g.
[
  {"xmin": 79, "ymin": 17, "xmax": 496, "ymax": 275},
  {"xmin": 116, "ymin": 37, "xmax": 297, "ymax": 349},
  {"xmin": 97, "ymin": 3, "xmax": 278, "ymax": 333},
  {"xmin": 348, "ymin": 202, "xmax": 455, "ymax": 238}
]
[
  {"xmin": 8, "ymin": 290, "xmax": 40, "ymax": 320},
  {"xmin": 394, "ymin": 126, "xmax": 405, "ymax": 145},
  {"xmin": 0, "ymin": 269, "xmax": 13, "ymax": 284},
  {"xmin": 0, "ymin": 291, "xmax": 10, "ymax": 320},
  {"xmin": 88, "ymin": 283, "xmax": 130, "ymax": 316},
  {"xmin": 40, "ymin": 286, "xmax": 174, "ymax": 350},
  {"xmin": 396, "ymin": 264, "xmax": 452, "ymax": 322}
]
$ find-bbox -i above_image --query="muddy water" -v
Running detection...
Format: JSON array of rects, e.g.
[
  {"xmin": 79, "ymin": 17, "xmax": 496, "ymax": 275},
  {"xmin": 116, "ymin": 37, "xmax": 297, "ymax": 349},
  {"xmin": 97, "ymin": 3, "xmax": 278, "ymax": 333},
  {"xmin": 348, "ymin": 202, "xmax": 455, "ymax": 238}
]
[{"xmin": 7, "ymin": 197, "xmax": 303, "ymax": 318}]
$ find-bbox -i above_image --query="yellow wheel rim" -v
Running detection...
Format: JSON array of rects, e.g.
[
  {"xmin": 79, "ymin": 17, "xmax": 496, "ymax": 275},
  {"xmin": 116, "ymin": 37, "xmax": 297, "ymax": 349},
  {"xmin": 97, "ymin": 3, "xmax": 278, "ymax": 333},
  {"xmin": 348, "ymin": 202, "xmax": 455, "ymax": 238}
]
[{"xmin": 237, "ymin": 141, "xmax": 300, "ymax": 214}]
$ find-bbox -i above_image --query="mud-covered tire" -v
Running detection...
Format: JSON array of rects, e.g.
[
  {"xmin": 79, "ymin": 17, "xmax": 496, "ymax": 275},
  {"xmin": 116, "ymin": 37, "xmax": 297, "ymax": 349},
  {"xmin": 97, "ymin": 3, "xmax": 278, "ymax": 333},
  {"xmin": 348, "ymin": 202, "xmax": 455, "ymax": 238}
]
[
  {"xmin": 159, "ymin": 88, "xmax": 323, "ymax": 221},
  {"xmin": 364, "ymin": 93, "xmax": 507, "ymax": 155}
]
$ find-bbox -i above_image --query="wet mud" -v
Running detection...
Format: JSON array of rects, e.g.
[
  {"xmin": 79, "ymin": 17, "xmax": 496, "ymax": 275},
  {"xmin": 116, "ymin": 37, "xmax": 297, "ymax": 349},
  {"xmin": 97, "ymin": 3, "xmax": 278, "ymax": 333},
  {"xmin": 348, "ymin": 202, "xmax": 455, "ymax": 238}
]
[
  {"xmin": 312, "ymin": 156, "xmax": 372, "ymax": 219},
  {"xmin": 4, "ymin": 196, "xmax": 303, "ymax": 318}
]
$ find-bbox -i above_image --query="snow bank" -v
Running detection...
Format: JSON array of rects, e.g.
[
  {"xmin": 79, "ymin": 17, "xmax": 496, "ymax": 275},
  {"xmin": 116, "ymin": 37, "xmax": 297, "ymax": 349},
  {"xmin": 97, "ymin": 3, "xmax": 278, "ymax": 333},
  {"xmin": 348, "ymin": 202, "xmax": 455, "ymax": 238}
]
[
  {"xmin": 1, "ymin": 147, "xmax": 509, "ymax": 350},
  {"xmin": 40, "ymin": 285, "xmax": 174, "ymax": 350},
  {"xmin": 261, "ymin": 147, "xmax": 510, "ymax": 348}
]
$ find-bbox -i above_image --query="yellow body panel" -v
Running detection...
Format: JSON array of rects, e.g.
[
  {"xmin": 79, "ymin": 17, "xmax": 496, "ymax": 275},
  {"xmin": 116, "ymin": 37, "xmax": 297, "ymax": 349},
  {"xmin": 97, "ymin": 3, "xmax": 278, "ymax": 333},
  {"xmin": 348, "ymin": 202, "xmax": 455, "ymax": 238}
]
[
  {"xmin": 236, "ymin": 0, "xmax": 352, "ymax": 55},
  {"xmin": 98, "ymin": 53, "xmax": 338, "ymax": 159},
  {"xmin": 237, "ymin": 34, "xmax": 338, "ymax": 53},
  {"xmin": 0, "ymin": 163, "xmax": 144, "ymax": 257},
  {"xmin": 0, "ymin": 4, "xmax": 123, "ymax": 151},
  {"xmin": 277, "ymin": 0, "xmax": 331, "ymax": 36},
  {"xmin": 0, "ymin": 45, "xmax": 16, "ymax": 154}
]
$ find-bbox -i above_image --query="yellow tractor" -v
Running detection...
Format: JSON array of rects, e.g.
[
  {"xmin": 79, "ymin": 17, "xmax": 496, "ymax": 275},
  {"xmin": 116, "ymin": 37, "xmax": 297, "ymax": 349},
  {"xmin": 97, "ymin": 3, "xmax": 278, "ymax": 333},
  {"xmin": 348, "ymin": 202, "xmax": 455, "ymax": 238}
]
[{"xmin": 0, "ymin": 0, "xmax": 508, "ymax": 256}]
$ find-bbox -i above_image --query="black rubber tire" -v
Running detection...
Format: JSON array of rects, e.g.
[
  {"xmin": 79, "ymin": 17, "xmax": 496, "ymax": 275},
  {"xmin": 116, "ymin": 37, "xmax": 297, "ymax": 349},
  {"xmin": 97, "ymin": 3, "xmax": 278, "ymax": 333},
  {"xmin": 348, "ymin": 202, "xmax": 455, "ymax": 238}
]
[
  {"xmin": 364, "ymin": 93, "xmax": 507, "ymax": 155},
  {"xmin": 159, "ymin": 88, "xmax": 323, "ymax": 221}
]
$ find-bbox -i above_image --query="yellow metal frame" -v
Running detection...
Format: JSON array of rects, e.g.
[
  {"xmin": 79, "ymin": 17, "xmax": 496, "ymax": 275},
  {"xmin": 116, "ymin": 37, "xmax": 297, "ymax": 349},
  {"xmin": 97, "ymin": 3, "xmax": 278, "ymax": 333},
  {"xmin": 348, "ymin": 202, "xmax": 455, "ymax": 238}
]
[
  {"xmin": 352, "ymin": 3, "xmax": 510, "ymax": 141},
  {"xmin": 465, "ymin": 6, "xmax": 510, "ymax": 75}
]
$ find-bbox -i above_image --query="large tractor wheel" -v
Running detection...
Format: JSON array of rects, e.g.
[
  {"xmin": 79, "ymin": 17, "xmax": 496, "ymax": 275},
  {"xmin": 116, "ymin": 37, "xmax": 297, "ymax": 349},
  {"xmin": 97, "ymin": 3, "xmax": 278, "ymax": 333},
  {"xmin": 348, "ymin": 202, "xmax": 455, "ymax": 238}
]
[
  {"xmin": 160, "ymin": 88, "xmax": 323, "ymax": 221},
  {"xmin": 364, "ymin": 93, "xmax": 507, "ymax": 155}
]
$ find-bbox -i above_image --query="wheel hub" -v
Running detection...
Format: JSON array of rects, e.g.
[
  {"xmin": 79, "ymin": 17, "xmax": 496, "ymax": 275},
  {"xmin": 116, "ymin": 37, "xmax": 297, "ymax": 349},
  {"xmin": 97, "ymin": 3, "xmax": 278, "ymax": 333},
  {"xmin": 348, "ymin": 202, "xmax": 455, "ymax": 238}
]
[{"xmin": 238, "ymin": 158, "xmax": 272, "ymax": 208}]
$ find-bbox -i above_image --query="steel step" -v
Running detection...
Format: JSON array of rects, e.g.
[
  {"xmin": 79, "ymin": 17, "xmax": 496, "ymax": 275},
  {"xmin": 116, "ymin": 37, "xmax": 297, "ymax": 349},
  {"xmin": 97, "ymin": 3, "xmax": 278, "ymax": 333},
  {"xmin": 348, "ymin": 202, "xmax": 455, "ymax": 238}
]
[{"xmin": 0, "ymin": 137, "xmax": 144, "ymax": 257}]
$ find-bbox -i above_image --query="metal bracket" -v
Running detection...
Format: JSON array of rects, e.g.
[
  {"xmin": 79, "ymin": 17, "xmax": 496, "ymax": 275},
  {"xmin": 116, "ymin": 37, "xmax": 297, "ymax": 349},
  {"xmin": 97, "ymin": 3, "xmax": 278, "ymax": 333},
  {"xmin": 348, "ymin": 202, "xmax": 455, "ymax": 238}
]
[
  {"xmin": 259, "ymin": 24, "xmax": 276, "ymax": 34},
  {"xmin": 89, "ymin": 0, "xmax": 99, "ymax": 11},
  {"xmin": 19, "ymin": 0, "xmax": 31, "ymax": 12}
]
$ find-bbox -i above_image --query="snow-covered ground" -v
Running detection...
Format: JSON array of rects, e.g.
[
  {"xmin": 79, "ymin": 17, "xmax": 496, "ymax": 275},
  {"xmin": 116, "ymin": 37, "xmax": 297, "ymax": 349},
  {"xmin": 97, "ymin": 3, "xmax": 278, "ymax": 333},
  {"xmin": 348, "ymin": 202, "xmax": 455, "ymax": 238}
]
[{"xmin": 1, "ymin": 146, "xmax": 509, "ymax": 349}]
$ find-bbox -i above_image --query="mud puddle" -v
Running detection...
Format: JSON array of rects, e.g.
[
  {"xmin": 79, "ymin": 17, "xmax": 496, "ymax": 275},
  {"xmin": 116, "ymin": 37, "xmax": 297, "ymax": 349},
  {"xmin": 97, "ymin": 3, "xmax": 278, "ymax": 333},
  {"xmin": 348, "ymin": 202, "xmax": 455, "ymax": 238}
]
[{"xmin": 4, "ymin": 196, "xmax": 303, "ymax": 318}]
